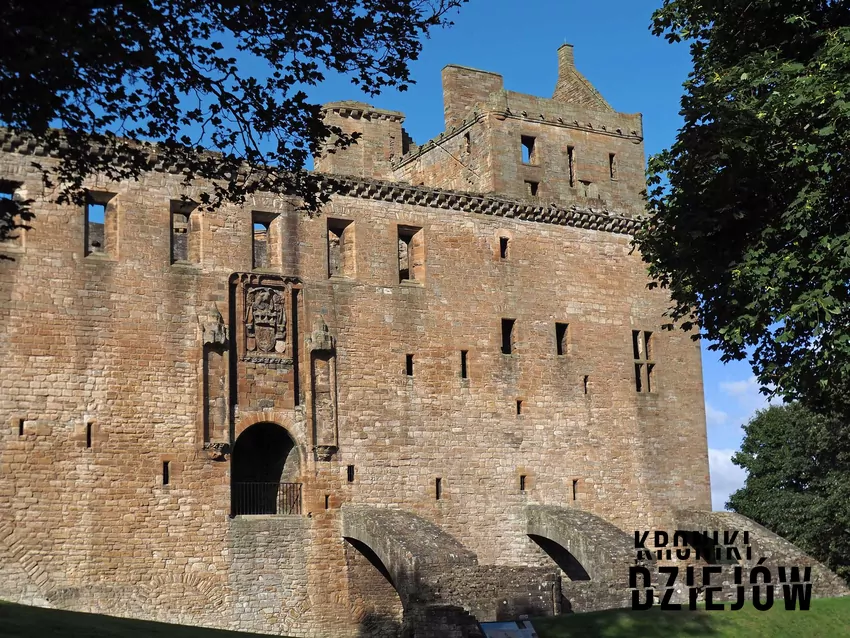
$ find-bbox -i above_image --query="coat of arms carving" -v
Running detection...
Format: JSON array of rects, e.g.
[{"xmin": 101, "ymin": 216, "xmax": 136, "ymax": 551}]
[{"xmin": 245, "ymin": 286, "xmax": 287, "ymax": 354}]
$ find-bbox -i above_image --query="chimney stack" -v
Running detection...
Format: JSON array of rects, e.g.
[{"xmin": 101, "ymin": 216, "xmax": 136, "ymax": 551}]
[{"xmin": 557, "ymin": 43, "xmax": 575, "ymax": 79}]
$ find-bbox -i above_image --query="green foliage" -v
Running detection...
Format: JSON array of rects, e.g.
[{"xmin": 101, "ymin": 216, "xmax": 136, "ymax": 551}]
[
  {"xmin": 728, "ymin": 403, "xmax": 850, "ymax": 583},
  {"xmin": 0, "ymin": 0, "xmax": 466, "ymax": 241},
  {"xmin": 635, "ymin": 1, "xmax": 850, "ymax": 412}
]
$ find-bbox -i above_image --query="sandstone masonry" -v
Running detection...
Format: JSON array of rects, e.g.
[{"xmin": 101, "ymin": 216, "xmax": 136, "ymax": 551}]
[{"xmin": 0, "ymin": 46, "xmax": 844, "ymax": 638}]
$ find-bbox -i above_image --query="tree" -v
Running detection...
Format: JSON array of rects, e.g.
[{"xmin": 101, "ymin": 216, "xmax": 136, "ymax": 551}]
[
  {"xmin": 0, "ymin": 0, "xmax": 466, "ymax": 243},
  {"xmin": 635, "ymin": 1, "xmax": 850, "ymax": 414},
  {"xmin": 729, "ymin": 403, "xmax": 850, "ymax": 583}
]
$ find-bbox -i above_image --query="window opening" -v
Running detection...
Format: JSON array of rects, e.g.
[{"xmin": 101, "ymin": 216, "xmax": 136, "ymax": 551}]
[
  {"xmin": 501, "ymin": 318, "xmax": 516, "ymax": 355},
  {"xmin": 556, "ymin": 323, "xmax": 569, "ymax": 356},
  {"xmin": 521, "ymin": 135, "xmax": 537, "ymax": 164}
]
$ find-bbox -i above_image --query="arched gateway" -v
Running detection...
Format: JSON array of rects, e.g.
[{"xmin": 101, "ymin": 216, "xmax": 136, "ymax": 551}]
[{"xmin": 230, "ymin": 422, "xmax": 301, "ymax": 516}]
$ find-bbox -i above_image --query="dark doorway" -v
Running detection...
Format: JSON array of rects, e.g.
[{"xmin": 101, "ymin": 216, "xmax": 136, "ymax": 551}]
[{"xmin": 231, "ymin": 422, "xmax": 301, "ymax": 515}]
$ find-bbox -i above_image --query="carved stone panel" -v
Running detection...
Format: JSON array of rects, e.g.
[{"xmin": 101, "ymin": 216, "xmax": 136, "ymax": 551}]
[{"xmin": 238, "ymin": 274, "xmax": 299, "ymax": 366}]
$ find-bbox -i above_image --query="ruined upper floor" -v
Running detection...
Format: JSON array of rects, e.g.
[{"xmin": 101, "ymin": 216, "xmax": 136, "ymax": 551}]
[{"xmin": 315, "ymin": 45, "xmax": 646, "ymax": 216}]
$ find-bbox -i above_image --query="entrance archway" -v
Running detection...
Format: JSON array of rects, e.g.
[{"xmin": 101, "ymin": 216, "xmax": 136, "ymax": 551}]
[{"xmin": 231, "ymin": 422, "xmax": 301, "ymax": 515}]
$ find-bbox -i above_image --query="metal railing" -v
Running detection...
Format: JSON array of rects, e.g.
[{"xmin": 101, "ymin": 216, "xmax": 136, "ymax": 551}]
[{"xmin": 232, "ymin": 482, "xmax": 302, "ymax": 516}]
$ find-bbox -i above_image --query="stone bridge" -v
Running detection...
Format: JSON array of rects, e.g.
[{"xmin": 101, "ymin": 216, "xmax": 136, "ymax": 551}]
[
  {"xmin": 524, "ymin": 505, "xmax": 642, "ymax": 612},
  {"xmin": 340, "ymin": 505, "xmax": 560, "ymax": 637}
]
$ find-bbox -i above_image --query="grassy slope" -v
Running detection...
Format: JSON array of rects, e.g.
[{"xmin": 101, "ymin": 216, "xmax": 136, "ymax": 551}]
[
  {"xmin": 533, "ymin": 597, "xmax": 850, "ymax": 638},
  {"xmin": 0, "ymin": 601, "xmax": 286, "ymax": 638}
]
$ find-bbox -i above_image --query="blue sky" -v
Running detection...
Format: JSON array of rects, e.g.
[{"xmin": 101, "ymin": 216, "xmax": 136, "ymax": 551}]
[{"xmin": 303, "ymin": 0, "xmax": 765, "ymax": 509}]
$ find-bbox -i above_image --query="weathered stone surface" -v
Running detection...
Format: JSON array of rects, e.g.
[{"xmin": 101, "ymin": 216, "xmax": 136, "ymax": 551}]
[{"xmin": 1, "ymin": 45, "xmax": 836, "ymax": 638}]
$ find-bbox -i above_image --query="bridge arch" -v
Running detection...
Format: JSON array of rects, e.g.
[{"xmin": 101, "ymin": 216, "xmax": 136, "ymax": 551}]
[{"xmin": 525, "ymin": 506, "xmax": 636, "ymax": 583}]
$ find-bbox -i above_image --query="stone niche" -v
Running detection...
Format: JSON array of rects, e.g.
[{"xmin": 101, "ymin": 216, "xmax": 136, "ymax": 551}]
[
  {"xmin": 233, "ymin": 273, "xmax": 302, "ymax": 414},
  {"xmin": 199, "ymin": 303, "xmax": 229, "ymax": 453},
  {"xmin": 307, "ymin": 317, "xmax": 338, "ymax": 461}
]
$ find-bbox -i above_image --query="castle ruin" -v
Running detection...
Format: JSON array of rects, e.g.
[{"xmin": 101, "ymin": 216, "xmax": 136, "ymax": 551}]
[{"xmin": 1, "ymin": 46, "xmax": 846, "ymax": 637}]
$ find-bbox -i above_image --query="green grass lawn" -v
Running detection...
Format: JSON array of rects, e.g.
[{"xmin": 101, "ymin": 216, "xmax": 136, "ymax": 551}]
[
  {"xmin": 0, "ymin": 601, "xmax": 286, "ymax": 638},
  {"xmin": 533, "ymin": 597, "xmax": 850, "ymax": 638},
  {"xmin": 4, "ymin": 597, "xmax": 850, "ymax": 637}
]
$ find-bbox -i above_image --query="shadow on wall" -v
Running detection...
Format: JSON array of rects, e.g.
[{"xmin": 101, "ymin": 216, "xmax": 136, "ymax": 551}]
[
  {"xmin": 532, "ymin": 607, "xmax": 719, "ymax": 638},
  {"xmin": 357, "ymin": 611, "xmax": 402, "ymax": 638}
]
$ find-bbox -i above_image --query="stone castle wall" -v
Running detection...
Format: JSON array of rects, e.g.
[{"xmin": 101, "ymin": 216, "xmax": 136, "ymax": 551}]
[{"xmin": 0, "ymin": 47, "xmax": 713, "ymax": 636}]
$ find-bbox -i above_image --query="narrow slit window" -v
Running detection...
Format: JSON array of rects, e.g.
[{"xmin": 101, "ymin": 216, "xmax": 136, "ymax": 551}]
[
  {"xmin": 499, "ymin": 236, "xmax": 509, "ymax": 260},
  {"xmin": 609, "ymin": 153, "xmax": 618, "ymax": 180},
  {"xmin": 521, "ymin": 135, "xmax": 537, "ymax": 164},
  {"xmin": 406, "ymin": 354, "xmax": 414, "ymax": 377},
  {"xmin": 525, "ymin": 180, "xmax": 539, "ymax": 198},
  {"xmin": 583, "ymin": 375, "xmax": 589, "ymax": 395},
  {"xmin": 18, "ymin": 419, "xmax": 24, "ymax": 436},
  {"xmin": 435, "ymin": 478, "xmax": 442, "ymax": 501},
  {"xmin": 324, "ymin": 494, "xmax": 330, "ymax": 510},
  {"xmin": 464, "ymin": 132, "xmax": 471, "ymax": 154},
  {"xmin": 556, "ymin": 323, "xmax": 569, "ymax": 356},
  {"xmin": 162, "ymin": 461, "xmax": 171, "ymax": 486},
  {"xmin": 347, "ymin": 465, "xmax": 355, "ymax": 483},
  {"xmin": 520, "ymin": 475, "xmax": 527, "ymax": 492},
  {"xmin": 516, "ymin": 400, "xmax": 523, "ymax": 415},
  {"xmin": 572, "ymin": 479, "xmax": 579, "ymax": 501},
  {"xmin": 501, "ymin": 318, "xmax": 516, "ymax": 355},
  {"xmin": 460, "ymin": 350, "xmax": 468, "ymax": 379},
  {"xmin": 85, "ymin": 422, "xmax": 92, "ymax": 448},
  {"xmin": 568, "ymin": 146, "xmax": 577, "ymax": 188},
  {"xmin": 634, "ymin": 363, "xmax": 643, "ymax": 392},
  {"xmin": 647, "ymin": 364, "xmax": 654, "ymax": 393},
  {"xmin": 398, "ymin": 225, "xmax": 424, "ymax": 282}
]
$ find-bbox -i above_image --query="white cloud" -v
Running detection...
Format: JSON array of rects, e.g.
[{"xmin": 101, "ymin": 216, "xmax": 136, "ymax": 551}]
[
  {"xmin": 717, "ymin": 375, "xmax": 781, "ymax": 415},
  {"xmin": 708, "ymin": 448, "xmax": 748, "ymax": 511},
  {"xmin": 705, "ymin": 402, "xmax": 728, "ymax": 426}
]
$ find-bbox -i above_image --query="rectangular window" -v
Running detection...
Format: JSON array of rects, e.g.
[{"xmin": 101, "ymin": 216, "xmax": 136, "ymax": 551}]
[
  {"xmin": 162, "ymin": 461, "xmax": 171, "ymax": 486},
  {"xmin": 609, "ymin": 153, "xmax": 618, "ymax": 180},
  {"xmin": 583, "ymin": 375, "xmax": 589, "ymax": 395},
  {"xmin": 406, "ymin": 354, "xmax": 414, "ymax": 377},
  {"xmin": 325, "ymin": 494, "xmax": 330, "ymax": 510},
  {"xmin": 525, "ymin": 180, "xmax": 539, "ymax": 198},
  {"xmin": 555, "ymin": 323, "xmax": 569, "ymax": 356},
  {"xmin": 0, "ymin": 183, "xmax": 22, "ymax": 247},
  {"xmin": 568, "ymin": 146, "xmax": 577, "ymax": 188},
  {"xmin": 633, "ymin": 330, "xmax": 655, "ymax": 392},
  {"xmin": 85, "ymin": 191, "xmax": 120, "ymax": 257},
  {"xmin": 251, "ymin": 211, "xmax": 280, "ymax": 270},
  {"xmin": 572, "ymin": 479, "xmax": 579, "ymax": 501},
  {"xmin": 327, "ymin": 218, "xmax": 355, "ymax": 278},
  {"xmin": 398, "ymin": 225, "xmax": 425, "ymax": 282},
  {"xmin": 516, "ymin": 399, "xmax": 523, "ymax": 415},
  {"xmin": 18, "ymin": 418, "xmax": 24, "ymax": 436},
  {"xmin": 435, "ymin": 478, "xmax": 442, "ymax": 501},
  {"xmin": 460, "ymin": 350, "xmax": 468, "ymax": 379},
  {"xmin": 347, "ymin": 465, "xmax": 355, "ymax": 483},
  {"xmin": 85, "ymin": 422, "xmax": 92, "ymax": 448},
  {"xmin": 499, "ymin": 236, "xmax": 509, "ymax": 260},
  {"xmin": 501, "ymin": 318, "xmax": 515, "ymax": 355},
  {"xmin": 170, "ymin": 200, "xmax": 199, "ymax": 264},
  {"xmin": 520, "ymin": 475, "xmax": 527, "ymax": 492},
  {"xmin": 521, "ymin": 135, "xmax": 537, "ymax": 165}
]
